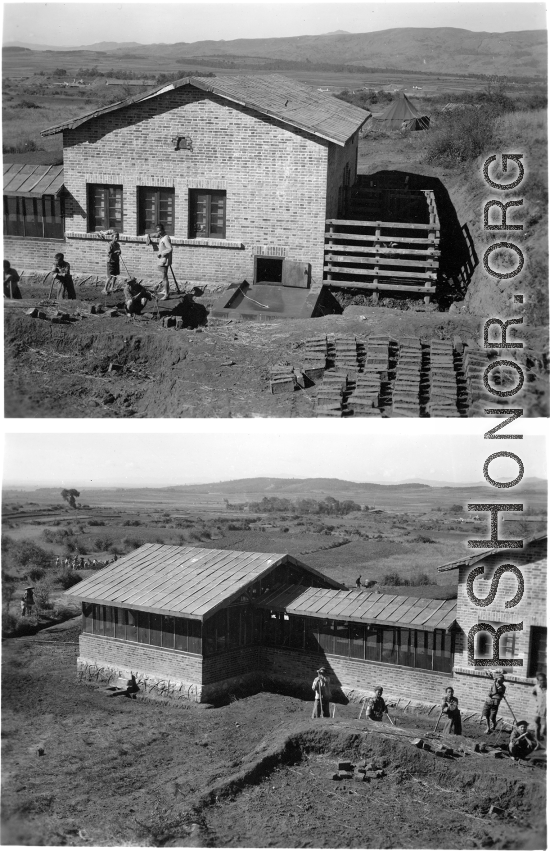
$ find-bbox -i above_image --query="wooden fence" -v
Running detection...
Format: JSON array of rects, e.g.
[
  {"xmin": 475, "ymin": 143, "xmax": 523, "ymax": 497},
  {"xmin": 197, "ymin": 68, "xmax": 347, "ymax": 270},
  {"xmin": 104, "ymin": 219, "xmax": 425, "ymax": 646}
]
[{"xmin": 324, "ymin": 189, "xmax": 441, "ymax": 303}]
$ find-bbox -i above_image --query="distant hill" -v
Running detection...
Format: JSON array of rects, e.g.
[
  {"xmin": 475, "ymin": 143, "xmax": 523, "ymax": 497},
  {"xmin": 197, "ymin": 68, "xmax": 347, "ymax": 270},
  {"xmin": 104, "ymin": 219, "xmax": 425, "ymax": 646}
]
[
  {"xmin": 4, "ymin": 27, "xmax": 547, "ymax": 76},
  {"xmin": 3, "ymin": 476, "xmax": 546, "ymax": 515}
]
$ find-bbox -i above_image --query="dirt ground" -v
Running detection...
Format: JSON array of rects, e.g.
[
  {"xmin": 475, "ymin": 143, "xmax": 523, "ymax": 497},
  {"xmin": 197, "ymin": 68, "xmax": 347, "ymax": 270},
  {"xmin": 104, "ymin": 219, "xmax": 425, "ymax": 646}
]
[
  {"xmin": 2, "ymin": 619, "xmax": 546, "ymax": 848},
  {"xmin": 6, "ymin": 297, "xmax": 546, "ymax": 418}
]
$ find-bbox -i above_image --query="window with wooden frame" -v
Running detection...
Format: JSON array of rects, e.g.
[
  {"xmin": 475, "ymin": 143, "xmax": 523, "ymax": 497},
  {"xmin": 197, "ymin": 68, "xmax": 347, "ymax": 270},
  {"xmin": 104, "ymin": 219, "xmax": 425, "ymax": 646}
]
[
  {"xmin": 87, "ymin": 184, "xmax": 123, "ymax": 232},
  {"xmin": 3, "ymin": 194, "xmax": 64, "ymax": 238},
  {"xmin": 528, "ymin": 626, "xmax": 547, "ymax": 677},
  {"xmin": 188, "ymin": 189, "xmax": 226, "ymax": 239},
  {"xmin": 138, "ymin": 187, "xmax": 175, "ymax": 236}
]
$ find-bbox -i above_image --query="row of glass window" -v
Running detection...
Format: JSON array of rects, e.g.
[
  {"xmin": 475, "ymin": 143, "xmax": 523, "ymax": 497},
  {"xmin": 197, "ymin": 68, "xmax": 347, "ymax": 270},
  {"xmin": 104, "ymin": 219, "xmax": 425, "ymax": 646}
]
[
  {"xmin": 83, "ymin": 602, "xmax": 454, "ymax": 673},
  {"xmin": 88, "ymin": 185, "xmax": 226, "ymax": 238},
  {"xmin": 3, "ymin": 195, "xmax": 64, "ymax": 239},
  {"xmin": 3, "ymin": 186, "xmax": 227, "ymax": 240}
]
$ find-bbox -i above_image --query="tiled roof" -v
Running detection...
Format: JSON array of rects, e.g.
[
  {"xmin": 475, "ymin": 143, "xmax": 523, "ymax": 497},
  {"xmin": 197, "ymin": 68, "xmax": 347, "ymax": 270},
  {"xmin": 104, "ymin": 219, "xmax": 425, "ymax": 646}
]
[
  {"xmin": 3, "ymin": 163, "xmax": 64, "ymax": 197},
  {"xmin": 438, "ymin": 531, "xmax": 547, "ymax": 572},
  {"xmin": 266, "ymin": 586, "xmax": 457, "ymax": 630},
  {"xmin": 65, "ymin": 543, "xmax": 339, "ymax": 619},
  {"xmin": 42, "ymin": 74, "xmax": 369, "ymax": 145}
]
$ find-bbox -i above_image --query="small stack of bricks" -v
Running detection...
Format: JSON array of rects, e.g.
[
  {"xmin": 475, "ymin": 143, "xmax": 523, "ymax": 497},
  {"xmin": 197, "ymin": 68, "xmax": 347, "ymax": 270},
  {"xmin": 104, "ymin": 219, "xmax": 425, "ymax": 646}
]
[
  {"xmin": 269, "ymin": 363, "xmax": 296, "ymax": 394},
  {"xmin": 452, "ymin": 336, "xmax": 470, "ymax": 416},
  {"xmin": 348, "ymin": 374, "xmax": 383, "ymax": 416},
  {"xmin": 365, "ymin": 335, "xmax": 393, "ymax": 410},
  {"xmin": 314, "ymin": 369, "xmax": 347, "ymax": 416},
  {"xmin": 333, "ymin": 335, "xmax": 360, "ymax": 374},
  {"xmin": 462, "ymin": 344, "xmax": 494, "ymax": 416},
  {"xmin": 427, "ymin": 339, "xmax": 460, "ymax": 416},
  {"xmin": 391, "ymin": 336, "xmax": 423, "ymax": 416},
  {"xmin": 301, "ymin": 335, "xmax": 328, "ymax": 381}
]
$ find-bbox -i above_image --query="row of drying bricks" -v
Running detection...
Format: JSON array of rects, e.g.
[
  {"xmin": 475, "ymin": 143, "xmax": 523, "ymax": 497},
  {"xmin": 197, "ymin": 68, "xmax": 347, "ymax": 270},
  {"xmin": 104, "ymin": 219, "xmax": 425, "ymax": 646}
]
[
  {"xmin": 310, "ymin": 335, "xmax": 465, "ymax": 417},
  {"xmin": 270, "ymin": 335, "xmax": 495, "ymax": 418}
]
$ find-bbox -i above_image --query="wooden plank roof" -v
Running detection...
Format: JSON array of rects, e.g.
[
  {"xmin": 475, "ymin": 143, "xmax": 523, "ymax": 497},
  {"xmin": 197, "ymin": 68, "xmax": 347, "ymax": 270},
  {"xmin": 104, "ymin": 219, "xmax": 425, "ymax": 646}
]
[
  {"xmin": 65, "ymin": 543, "xmax": 340, "ymax": 619},
  {"xmin": 42, "ymin": 74, "xmax": 369, "ymax": 146},
  {"xmin": 278, "ymin": 587, "xmax": 457, "ymax": 631},
  {"xmin": 3, "ymin": 162, "xmax": 64, "ymax": 197}
]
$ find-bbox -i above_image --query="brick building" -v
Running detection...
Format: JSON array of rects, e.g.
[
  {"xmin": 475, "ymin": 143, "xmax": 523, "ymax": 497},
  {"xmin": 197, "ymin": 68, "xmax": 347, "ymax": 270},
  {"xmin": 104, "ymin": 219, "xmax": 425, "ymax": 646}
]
[
  {"xmin": 67, "ymin": 543, "xmax": 459, "ymax": 706},
  {"xmin": 4, "ymin": 76, "xmax": 367, "ymax": 287},
  {"xmin": 438, "ymin": 532, "xmax": 547, "ymax": 722}
]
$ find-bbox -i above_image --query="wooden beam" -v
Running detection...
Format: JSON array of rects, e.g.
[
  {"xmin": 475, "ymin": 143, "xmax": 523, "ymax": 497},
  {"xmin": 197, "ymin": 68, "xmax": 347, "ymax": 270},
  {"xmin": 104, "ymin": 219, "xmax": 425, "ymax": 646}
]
[
  {"xmin": 325, "ymin": 281, "xmax": 436, "ymax": 294},
  {"xmin": 325, "ymin": 231, "xmax": 439, "ymax": 246},
  {"xmin": 323, "ymin": 243, "xmax": 440, "ymax": 258},
  {"xmin": 326, "ymin": 254, "xmax": 439, "ymax": 269},
  {"xmin": 324, "ymin": 264, "xmax": 437, "ymax": 280},
  {"xmin": 326, "ymin": 218, "xmax": 436, "ymax": 231}
]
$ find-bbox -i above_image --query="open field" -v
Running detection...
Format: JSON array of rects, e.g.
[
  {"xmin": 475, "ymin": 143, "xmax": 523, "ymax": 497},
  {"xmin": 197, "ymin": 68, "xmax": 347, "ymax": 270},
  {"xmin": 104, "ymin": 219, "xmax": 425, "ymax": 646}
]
[
  {"xmin": 3, "ymin": 480, "xmax": 546, "ymax": 607},
  {"xmin": 1, "ymin": 622, "xmax": 546, "ymax": 847}
]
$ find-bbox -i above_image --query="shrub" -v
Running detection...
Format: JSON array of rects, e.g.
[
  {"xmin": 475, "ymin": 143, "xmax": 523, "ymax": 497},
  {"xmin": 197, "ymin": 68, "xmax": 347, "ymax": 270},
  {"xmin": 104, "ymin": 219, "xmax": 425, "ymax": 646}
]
[
  {"xmin": 33, "ymin": 580, "xmax": 52, "ymax": 612},
  {"xmin": 425, "ymin": 107, "xmax": 499, "ymax": 164},
  {"xmin": 2, "ymin": 613, "xmax": 37, "ymax": 637},
  {"xmin": 122, "ymin": 520, "xmax": 141, "ymax": 527},
  {"xmin": 2, "ymin": 138, "xmax": 46, "ymax": 154},
  {"xmin": 382, "ymin": 571, "xmax": 403, "ymax": 586},
  {"xmin": 4, "ymin": 539, "xmax": 52, "ymax": 569},
  {"xmin": 57, "ymin": 570, "xmax": 83, "ymax": 590},
  {"xmin": 93, "ymin": 536, "xmax": 113, "ymax": 551},
  {"xmin": 410, "ymin": 571, "xmax": 432, "ymax": 586},
  {"xmin": 88, "ymin": 519, "xmax": 105, "ymax": 526},
  {"xmin": 27, "ymin": 566, "xmax": 46, "ymax": 583}
]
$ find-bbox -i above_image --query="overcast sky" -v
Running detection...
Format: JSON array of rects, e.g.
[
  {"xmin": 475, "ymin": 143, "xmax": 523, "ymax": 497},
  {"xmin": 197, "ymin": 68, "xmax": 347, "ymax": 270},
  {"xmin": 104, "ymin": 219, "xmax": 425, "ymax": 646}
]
[
  {"xmin": 2, "ymin": 431, "xmax": 546, "ymax": 488},
  {"xmin": 3, "ymin": 2, "xmax": 547, "ymax": 46}
]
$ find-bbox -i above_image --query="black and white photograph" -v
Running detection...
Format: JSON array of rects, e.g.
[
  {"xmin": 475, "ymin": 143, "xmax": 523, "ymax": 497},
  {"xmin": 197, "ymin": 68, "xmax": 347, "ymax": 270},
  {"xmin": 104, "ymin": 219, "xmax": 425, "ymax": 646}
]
[
  {"xmin": 2, "ymin": 2, "xmax": 548, "ymax": 418},
  {"xmin": 1, "ymin": 430, "xmax": 547, "ymax": 847}
]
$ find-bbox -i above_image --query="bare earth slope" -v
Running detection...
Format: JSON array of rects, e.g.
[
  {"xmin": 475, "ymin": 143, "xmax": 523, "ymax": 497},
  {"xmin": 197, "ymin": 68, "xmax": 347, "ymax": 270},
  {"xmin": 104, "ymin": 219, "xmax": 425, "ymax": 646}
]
[{"xmin": 2, "ymin": 624, "xmax": 546, "ymax": 848}]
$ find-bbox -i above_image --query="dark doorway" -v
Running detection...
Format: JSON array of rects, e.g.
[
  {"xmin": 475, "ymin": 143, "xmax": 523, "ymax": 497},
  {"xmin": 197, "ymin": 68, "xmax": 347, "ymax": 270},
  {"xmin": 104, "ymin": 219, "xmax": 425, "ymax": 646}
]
[{"xmin": 255, "ymin": 256, "xmax": 283, "ymax": 284}]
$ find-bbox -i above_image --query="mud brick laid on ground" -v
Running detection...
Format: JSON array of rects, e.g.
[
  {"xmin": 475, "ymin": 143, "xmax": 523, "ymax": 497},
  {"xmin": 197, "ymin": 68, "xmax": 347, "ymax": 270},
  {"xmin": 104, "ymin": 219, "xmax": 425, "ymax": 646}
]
[{"xmin": 270, "ymin": 363, "xmax": 296, "ymax": 394}]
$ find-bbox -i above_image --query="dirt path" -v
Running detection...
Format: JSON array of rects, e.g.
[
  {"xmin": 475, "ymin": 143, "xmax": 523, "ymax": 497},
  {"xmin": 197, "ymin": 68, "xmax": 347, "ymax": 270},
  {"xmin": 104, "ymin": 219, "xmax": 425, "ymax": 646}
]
[{"xmin": 2, "ymin": 626, "xmax": 546, "ymax": 847}]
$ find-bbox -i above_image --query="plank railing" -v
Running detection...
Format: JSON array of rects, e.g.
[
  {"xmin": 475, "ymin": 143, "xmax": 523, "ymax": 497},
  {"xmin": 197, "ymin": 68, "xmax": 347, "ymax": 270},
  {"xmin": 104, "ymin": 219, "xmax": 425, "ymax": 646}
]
[{"xmin": 324, "ymin": 189, "xmax": 440, "ymax": 303}]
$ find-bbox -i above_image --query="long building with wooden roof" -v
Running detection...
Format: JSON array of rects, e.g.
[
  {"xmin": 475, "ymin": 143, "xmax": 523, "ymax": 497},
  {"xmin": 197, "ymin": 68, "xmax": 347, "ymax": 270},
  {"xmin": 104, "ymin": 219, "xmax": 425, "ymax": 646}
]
[{"xmin": 68, "ymin": 543, "xmax": 463, "ymax": 704}]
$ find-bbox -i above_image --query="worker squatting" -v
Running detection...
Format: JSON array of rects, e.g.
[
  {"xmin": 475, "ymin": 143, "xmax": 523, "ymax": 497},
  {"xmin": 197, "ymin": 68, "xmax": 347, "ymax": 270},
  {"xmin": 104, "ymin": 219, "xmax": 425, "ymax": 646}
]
[
  {"xmin": 311, "ymin": 666, "xmax": 546, "ymax": 761},
  {"xmin": 3, "ymin": 222, "xmax": 176, "ymax": 316}
]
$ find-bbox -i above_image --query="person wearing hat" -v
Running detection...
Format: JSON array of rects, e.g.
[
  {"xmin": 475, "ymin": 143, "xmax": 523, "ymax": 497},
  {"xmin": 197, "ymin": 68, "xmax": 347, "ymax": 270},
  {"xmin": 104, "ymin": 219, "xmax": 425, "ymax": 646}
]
[
  {"xmin": 123, "ymin": 277, "xmax": 153, "ymax": 317},
  {"xmin": 509, "ymin": 720, "xmax": 537, "ymax": 760},
  {"xmin": 312, "ymin": 666, "xmax": 331, "ymax": 718},
  {"xmin": 481, "ymin": 673, "xmax": 506, "ymax": 734}
]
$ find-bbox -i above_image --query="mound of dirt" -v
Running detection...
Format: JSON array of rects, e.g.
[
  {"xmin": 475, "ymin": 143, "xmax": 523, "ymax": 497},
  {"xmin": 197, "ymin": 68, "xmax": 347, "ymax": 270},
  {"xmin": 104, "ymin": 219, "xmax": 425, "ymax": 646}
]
[{"xmin": 2, "ymin": 630, "xmax": 546, "ymax": 848}]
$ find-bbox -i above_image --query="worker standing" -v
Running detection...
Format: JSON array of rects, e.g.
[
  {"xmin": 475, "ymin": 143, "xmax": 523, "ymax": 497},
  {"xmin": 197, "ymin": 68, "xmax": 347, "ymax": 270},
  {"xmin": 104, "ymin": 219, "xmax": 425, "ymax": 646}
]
[
  {"xmin": 440, "ymin": 686, "xmax": 462, "ymax": 735},
  {"xmin": 155, "ymin": 223, "xmax": 172, "ymax": 300},
  {"xmin": 481, "ymin": 673, "xmax": 506, "ymax": 734},
  {"xmin": 312, "ymin": 666, "xmax": 331, "ymax": 718},
  {"xmin": 102, "ymin": 230, "xmax": 121, "ymax": 294},
  {"xmin": 532, "ymin": 672, "xmax": 547, "ymax": 743}
]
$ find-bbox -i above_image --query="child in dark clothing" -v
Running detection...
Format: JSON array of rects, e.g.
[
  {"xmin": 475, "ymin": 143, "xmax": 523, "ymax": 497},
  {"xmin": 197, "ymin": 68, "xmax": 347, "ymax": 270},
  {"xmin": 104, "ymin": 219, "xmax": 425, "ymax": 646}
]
[{"xmin": 52, "ymin": 253, "xmax": 75, "ymax": 299}]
